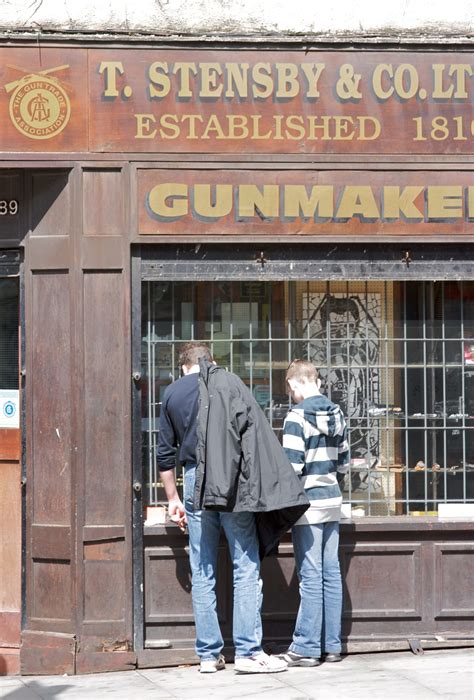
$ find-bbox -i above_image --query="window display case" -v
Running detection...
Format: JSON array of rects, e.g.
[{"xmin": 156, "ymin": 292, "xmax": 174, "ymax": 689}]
[{"xmin": 142, "ymin": 279, "xmax": 473, "ymax": 516}]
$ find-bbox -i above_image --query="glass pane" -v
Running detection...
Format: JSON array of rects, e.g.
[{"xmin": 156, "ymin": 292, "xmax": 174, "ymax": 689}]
[
  {"xmin": 0, "ymin": 279, "xmax": 19, "ymax": 390},
  {"xmin": 141, "ymin": 278, "xmax": 474, "ymax": 514}
]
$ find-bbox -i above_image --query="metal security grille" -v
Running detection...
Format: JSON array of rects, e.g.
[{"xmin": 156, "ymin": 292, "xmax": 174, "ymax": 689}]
[{"xmin": 142, "ymin": 279, "xmax": 474, "ymax": 516}]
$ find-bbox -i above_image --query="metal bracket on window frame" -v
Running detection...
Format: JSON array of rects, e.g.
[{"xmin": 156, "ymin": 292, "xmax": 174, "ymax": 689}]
[
  {"xmin": 408, "ymin": 638, "xmax": 424, "ymax": 655},
  {"xmin": 255, "ymin": 251, "xmax": 267, "ymax": 269}
]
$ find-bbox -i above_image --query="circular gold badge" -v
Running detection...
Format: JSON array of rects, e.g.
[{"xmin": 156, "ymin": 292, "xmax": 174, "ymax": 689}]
[{"xmin": 9, "ymin": 76, "xmax": 71, "ymax": 140}]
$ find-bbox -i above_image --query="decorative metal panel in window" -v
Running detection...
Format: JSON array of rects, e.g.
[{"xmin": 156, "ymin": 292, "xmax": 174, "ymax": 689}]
[{"xmin": 301, "ymin": 282, "xmax": 397, "ymax": 515}]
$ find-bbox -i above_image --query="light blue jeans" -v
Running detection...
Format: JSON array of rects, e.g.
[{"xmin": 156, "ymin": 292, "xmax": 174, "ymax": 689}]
[
  {"xmin": 289, "ymin": 521, "xmax": 342, "ymax": 658},
  {"xmin": 183, "ymin": 466, "xmax": 263, "ymax": 661}
]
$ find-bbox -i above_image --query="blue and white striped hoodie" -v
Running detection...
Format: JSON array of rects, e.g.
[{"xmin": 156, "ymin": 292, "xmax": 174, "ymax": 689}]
[{"xmin": 283, "ymin": 394, "xmax": 349, "ymax": 524}]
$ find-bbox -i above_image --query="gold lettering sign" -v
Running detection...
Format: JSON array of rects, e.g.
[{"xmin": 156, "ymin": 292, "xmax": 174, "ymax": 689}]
[
  {"xmin": 138, "ymin": 170, "xmax": 474, "ymax": 240},
  {"xmin": 91, "ymin": 49, "xmax": 474, "ymax": 154},
  {"xmin": 146, "ymin": 182, "xmax": 474, "ymax": 222},
  {"xmin": 1, "ymin": 47, "xmax": 474, "ymax": 155}
]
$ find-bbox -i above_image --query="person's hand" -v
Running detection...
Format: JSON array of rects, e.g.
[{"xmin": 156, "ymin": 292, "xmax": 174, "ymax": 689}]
[{"xmin": 168, "ymin": 498, "xmax": 187, "ymax": 532}]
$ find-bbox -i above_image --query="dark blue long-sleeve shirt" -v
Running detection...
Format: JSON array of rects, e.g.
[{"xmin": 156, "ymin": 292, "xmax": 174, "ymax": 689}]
[{"xmin": 156, "ymin": 372, "xmax": 199, "ymax": 472}]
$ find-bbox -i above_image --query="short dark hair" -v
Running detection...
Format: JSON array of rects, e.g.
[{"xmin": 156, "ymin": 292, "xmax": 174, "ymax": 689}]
[
  {"xmin": 286, "ymin": 359, "xmax": 318, "ymax": 383},
  {"xmin": 178, "ymin": 342, "xmax": 213, "ymax": 368}
]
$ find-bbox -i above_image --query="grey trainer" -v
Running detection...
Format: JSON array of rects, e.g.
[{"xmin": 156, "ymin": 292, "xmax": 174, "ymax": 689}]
[{"xmin": 278, "ymin": 650, "xmax": 321, "ymax": 667}]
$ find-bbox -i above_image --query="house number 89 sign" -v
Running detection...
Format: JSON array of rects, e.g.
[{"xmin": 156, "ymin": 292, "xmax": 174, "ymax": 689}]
[{"xmin": 0, "ymin": 200, "xmax": 19, "ymax": 215}]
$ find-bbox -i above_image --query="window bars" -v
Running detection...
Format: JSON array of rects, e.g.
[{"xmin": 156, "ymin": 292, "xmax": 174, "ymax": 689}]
[{"xmin": 142, "ymin": 280, "xmax": 473, "ymax": 516}]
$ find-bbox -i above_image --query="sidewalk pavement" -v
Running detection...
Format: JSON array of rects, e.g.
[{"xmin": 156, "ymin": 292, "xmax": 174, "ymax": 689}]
[{"xmin": 0, "ymin": 648, "xmax": 472, "ymax": 700}]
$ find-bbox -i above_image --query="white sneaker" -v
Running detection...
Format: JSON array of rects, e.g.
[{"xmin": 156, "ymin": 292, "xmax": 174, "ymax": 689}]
[
  {"xmin": 234, "ymin": 651, "xmax": 288, "ymax": 674},
  {"xmin": 200, "ymin": 654, "xmax": 225, "ymax": 673}
]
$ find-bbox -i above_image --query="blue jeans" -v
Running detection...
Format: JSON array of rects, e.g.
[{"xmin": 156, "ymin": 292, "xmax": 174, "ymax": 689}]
[
  {"xmin": 290, "ymin": 521, "xmax": 342, "ymax": 658},
  {"xmin": 183, "ymin": 466, "xmax": 263, "ymax": 661}
]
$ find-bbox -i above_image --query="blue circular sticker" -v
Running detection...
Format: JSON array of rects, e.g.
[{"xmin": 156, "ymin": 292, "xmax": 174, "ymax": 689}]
[{"xmin": 3, "ymin": 401, "xmax": 16, "ymax": 418}]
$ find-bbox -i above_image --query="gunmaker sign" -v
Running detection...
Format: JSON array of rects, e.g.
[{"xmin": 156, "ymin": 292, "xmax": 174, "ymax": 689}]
[
  {"xmin": 1, "ymin": 46, "xmax": 474, "ymax": 240},
  {"xmin": 1, "ymin": 47, "xmax": 474, "ymax": 155},
  {"xmin": 138, "ymin": 170, "xmax": 474, "ymax": 239}
]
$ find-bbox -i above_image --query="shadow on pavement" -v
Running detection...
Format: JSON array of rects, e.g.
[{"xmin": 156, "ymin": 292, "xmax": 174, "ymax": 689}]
[{"xmin": 3, "ymin": 680, "xmax": 72, "ymax": 698}]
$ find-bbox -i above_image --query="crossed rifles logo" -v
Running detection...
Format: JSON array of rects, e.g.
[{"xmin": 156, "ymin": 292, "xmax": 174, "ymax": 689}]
[{"xmin": 4, "ymin": 64, "xmax": 71, "ymax": 140}]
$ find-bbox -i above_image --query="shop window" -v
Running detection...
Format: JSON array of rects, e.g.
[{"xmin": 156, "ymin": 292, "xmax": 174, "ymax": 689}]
[
  {"xmin": 141, "ymin": 280, "xmax": 473, "ymax": 517},
  {"xmin": 0, "ymin": 278, "xmax": 19, "ymax": 432}
]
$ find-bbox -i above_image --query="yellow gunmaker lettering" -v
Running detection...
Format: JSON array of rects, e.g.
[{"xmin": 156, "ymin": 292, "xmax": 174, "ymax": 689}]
[{"xmin": 146, "ymin": 183, "xmax": 474, "ymax": 223}]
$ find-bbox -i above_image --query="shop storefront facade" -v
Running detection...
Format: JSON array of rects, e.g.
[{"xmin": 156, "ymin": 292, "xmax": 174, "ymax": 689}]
[{"xmin": 0, "ymin": 40, "xmax": 473, "ymax": 674}]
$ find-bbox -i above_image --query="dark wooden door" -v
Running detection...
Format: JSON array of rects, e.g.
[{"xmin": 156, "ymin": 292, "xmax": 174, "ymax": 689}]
[{"xmin": 0, "ymin": 276, "xmax": 21, "ymax": 675}]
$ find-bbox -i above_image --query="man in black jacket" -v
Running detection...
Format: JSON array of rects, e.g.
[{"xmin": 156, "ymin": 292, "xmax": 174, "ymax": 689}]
[{"xmin": 157, "ymin": 342, "xmax": 289, "ymax": 675}]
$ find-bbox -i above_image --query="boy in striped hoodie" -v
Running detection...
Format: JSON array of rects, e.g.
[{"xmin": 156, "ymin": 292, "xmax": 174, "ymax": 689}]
[{"xmin": 280, "ymin": 359, "xmax": 349, "ymax": 667}]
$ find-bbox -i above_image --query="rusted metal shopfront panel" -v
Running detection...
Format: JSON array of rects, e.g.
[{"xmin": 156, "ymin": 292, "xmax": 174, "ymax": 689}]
[
  {"xmin": 0, "ymin": 44, "xmax": 473, "ymax": 674},
  {"xmin": 0, "ymin": 167, "xmax": 134, "ymax": 675},
  {"xmin": 21, "ymin": 165, "xmax": 133, "ymax": 675}
]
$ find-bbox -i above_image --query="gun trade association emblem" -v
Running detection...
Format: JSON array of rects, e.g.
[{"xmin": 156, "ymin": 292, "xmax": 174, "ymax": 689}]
[{"xmin": 4, "ymin": 65, "xmax": 71, "ymax": 140}]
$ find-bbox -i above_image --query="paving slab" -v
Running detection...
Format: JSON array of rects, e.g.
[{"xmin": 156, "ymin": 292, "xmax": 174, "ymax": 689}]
[
  {"xmin": 0, "ymin": 680, "xmax": 74, "ymax": 699},
  {"xmin": 0, "ymin": 648, "xmax": 471, "ymax": 700},
  {"xmin": 0, "ymin": 676, "xmax": 173, "ymax": 700},
  {"xmin": 0, "ymin": 681, "xmax": 25, "ymax": 690},
  {"xmin": 139, "ymin": 667, "xmax": 290, "ymax": 699}
]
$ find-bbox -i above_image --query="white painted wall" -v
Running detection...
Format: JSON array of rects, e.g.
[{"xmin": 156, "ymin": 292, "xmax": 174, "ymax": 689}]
[{"xmin": 0, "ymin": 0, "xmax": 473, "ymax": 38}]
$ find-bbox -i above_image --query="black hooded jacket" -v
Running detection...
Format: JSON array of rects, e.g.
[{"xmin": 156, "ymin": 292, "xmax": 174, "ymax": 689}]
[{"xmin": 194, "ymin": 359, "xmax": 309, "ymax": 558}]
